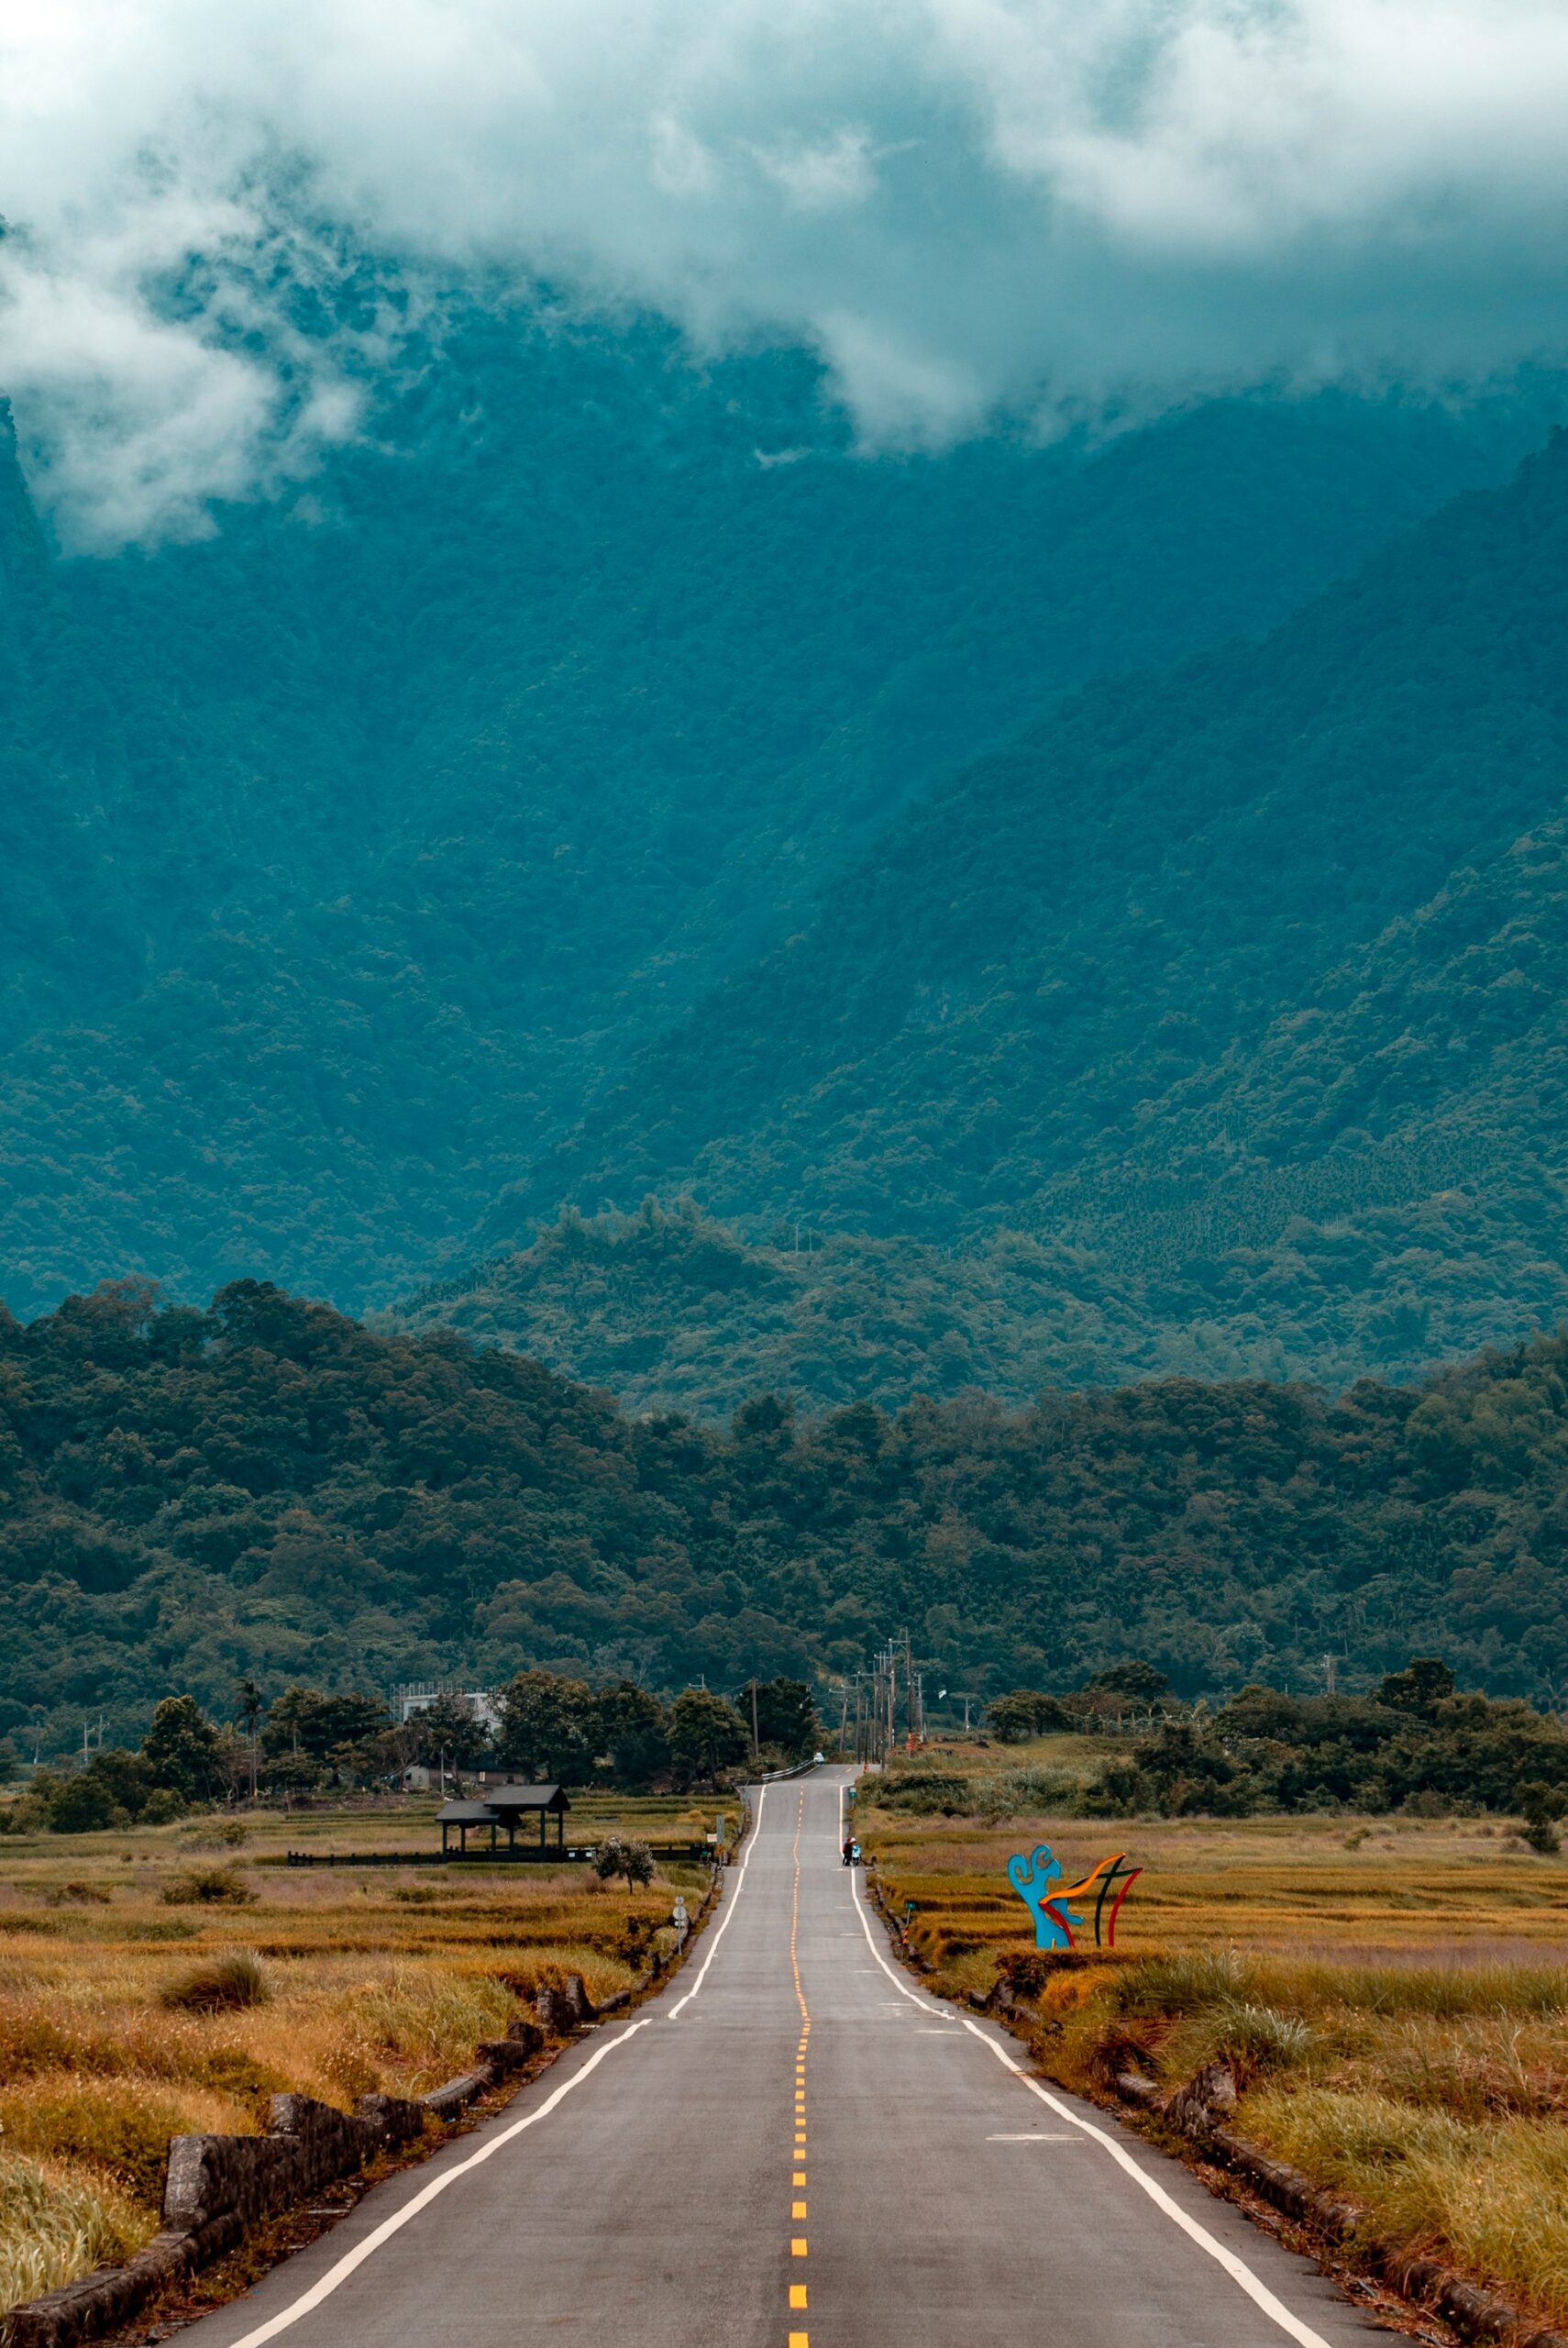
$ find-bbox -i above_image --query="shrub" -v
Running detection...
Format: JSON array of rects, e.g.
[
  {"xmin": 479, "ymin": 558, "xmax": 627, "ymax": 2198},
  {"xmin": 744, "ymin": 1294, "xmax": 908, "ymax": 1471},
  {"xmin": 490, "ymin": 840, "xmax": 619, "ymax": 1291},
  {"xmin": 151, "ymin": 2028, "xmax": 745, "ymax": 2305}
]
[
  {"xmin": 1518, "ymin": 1782, "xmax": 1564, "ymax": 1855},
  {"xmin": 992, "ymin": 1767, "xmax": 1079, "ymax": 1815},
  {"xmin": 42, "ymin": 1882, "xmax": 112, "ymax": 1907},
  {"xmin": 988, "ymin": 1690, "xmax": 1074, "ymax": 1742},
  {"xmin": 159, "ymin": 1866, "xmax": 257, "ymax": 1908},
  {"xmin": 47, "ymin": 1778, "xmax": 127, "ymax": 1835},
  {"xmin": 160, "ymin": 1951, "xmax": 271, "ymax": 2013},
  {"xmin": 876, "ymin": 1768, "xmax": 976, "ymax": 1815},
  {"xmin": 592, "ymin": 1834, "xmax": 655, "ymax": 1887}
]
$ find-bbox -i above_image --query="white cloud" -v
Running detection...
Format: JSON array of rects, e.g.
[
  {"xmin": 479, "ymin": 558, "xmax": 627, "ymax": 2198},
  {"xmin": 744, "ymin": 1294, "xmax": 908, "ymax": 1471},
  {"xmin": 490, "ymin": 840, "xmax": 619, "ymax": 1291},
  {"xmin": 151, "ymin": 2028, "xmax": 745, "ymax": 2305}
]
[{"xmin": 2, "ymin": 0, "xmax": 1568, "ymax": 545}]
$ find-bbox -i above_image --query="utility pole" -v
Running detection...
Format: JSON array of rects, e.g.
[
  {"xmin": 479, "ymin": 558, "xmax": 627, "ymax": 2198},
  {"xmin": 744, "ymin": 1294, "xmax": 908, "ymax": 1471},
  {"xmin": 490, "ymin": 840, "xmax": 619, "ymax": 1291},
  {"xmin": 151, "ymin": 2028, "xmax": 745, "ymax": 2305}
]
[
  {"xmin": 1324, "ymin": 1655, "xmax": 1338, "ymax": 1696},
  {"xmin": 750, "ymin": 1678, "xmax": 761, "ymax": 1760}
]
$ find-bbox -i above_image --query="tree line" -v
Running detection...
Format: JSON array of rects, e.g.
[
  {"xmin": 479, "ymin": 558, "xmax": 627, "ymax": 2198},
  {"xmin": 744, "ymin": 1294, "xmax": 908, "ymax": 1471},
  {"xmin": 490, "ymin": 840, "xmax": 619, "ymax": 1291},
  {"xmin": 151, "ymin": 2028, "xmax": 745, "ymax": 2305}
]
[
  {"xmin": 10, "ymin": 1276, "xmax": 1568, "ymax": 1762},
  {"xmin": 979, "ymin": 1658, "xmax": 1568, "ymax": 1839},
  {"xmin": 2, "ymin": 1670, "xmax": 818, "ymax": 1834}
]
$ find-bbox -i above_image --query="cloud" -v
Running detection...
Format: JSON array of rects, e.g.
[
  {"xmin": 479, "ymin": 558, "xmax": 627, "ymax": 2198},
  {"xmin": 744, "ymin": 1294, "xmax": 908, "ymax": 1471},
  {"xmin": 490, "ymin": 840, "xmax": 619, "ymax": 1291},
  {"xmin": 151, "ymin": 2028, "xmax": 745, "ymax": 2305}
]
[{"xmin": 3, "ymin": 0, "xmax": 1568, "ymax": 545}]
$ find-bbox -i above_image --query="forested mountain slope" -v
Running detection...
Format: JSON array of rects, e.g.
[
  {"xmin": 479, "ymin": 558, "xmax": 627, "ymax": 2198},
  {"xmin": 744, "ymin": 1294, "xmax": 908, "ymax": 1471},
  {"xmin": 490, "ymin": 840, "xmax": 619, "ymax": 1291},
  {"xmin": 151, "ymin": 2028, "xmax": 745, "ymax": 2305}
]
[
  {"xmin": 494, "ymin": 427, "xmax": 1568, "ymax": 1391},
  {"xmin": 400, "ymin": 1202, "xmax": 1158, "ymax": 1412},
  {"xmin": 8, "ymin": 1278, "xmax": 1568, "ymax": 1759},
  {"xmin": 0, "ymin": 339, "xmax": 1551, "ymax": 1319}
]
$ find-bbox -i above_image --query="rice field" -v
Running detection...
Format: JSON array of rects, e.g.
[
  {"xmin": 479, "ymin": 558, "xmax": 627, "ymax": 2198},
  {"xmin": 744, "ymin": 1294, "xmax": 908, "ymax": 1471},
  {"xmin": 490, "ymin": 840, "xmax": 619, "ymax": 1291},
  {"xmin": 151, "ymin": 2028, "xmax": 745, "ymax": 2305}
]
[
  {"xmin": 858, "ymin": 1740, "xmax": 1568, "ymax": 2331},
  {"xmin": 0, "ymin": 1791, "xmax": 736, "ymax": 2315}
]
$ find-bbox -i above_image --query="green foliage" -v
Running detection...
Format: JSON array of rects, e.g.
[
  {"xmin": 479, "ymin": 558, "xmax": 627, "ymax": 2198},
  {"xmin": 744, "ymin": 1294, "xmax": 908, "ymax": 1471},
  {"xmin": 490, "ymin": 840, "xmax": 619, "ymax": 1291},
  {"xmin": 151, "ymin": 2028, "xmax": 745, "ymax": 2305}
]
[
  {"xmin": 140, "ymin": 1699, "xmax": 221, "ymax": 1803},
  {"xmin": 0, "ymin": 357, "xmax": 1551, "ymax": 1337},
  {"xmin": 1518, "ymin": 1780, "xmax": 1566, "ymax": 1854},
  {"xmin": 667, "ymin": 1691, "xmax": 750, "ymax": 1786},
  {"xmin": 987, "ymin": 1690, "xmax": 1074, "ymax": 1742},
  {"xmin": 1086, "ymin": 1673, "xmax": 1568, "ymax": 1819},
  {"xmin": 259, "ymin": 1689, "xmax": 389, "ymax": 1763},
  {"xmin": 496, "ymin": 1671, "xmax": 599, "ymax": 1784},
  {"xmin": 15, "ymin": 1279, "xmax": 1568, "ymax": 1760},
  {"xmin": 751, "ymin": 1678, "xmax": 817, "ymax": 1760},
  {"xmin": 507, "ymin": 427, "xmax": 1568, "ymax": 1407},
  {"xmin": 11, "ymin": 1748, "xmax": 173, "ymax": 1833},
  {"xmin": 874, "ymin": 1767, "xmax": 977, "ymax": 1816},
  {"xmin": 596, "ymin": 1683, "xmax": 671, "ymax": 1788},
  {"xmin": 1378, "ymin": 1659, "xmax": 1458, "ymax": 1720},
  {"xmin": 591, "ymin": 1834, "xmax": 655, "ymax": 1888},
  {"xmin": 42, "ymin": 1776, "xmax": 122, "ymax": 1834},
  {"xmin": 406, "ymin": 1694, "xmax": 487, "ymax": 1774}
]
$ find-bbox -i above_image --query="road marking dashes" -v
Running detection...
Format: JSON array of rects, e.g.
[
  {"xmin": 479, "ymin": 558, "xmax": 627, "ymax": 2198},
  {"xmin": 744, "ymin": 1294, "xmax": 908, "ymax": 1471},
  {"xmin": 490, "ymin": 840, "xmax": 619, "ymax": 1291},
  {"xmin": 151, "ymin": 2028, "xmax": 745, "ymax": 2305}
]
[{"xmin": 788, "ymin": 1790, "xmax": 811, "ymax": 2344}]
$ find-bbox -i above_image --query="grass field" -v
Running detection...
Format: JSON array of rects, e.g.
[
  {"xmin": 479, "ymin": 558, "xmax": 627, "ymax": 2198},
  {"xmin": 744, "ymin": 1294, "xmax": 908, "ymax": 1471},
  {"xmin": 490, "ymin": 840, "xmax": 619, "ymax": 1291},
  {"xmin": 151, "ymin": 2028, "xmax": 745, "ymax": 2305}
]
[
  {"xmin": 858, "ymin": 1739, "xmax": 1568, "ymax": 2331},
  {"xmin": 0, "ymin": 1791, "xmax": 738, "ymax": 2315}
]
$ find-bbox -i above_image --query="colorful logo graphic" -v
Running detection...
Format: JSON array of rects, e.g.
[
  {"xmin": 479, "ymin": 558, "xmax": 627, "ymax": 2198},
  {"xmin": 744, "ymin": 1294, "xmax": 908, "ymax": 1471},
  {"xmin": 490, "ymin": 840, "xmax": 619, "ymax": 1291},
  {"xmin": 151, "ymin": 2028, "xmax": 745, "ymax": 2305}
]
[{"xmin": 1005, "ymin": 1844, "xmax": 1142, "ymax": 1950}]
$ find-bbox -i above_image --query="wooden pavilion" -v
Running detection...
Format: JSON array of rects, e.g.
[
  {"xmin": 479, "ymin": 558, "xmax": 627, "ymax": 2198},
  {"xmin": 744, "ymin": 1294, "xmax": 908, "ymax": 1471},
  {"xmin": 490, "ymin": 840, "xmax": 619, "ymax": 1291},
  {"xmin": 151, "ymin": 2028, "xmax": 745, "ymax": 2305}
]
[{"xmin": 436, "ymin": 1781, "xmax": 570, "ymax": 1858}]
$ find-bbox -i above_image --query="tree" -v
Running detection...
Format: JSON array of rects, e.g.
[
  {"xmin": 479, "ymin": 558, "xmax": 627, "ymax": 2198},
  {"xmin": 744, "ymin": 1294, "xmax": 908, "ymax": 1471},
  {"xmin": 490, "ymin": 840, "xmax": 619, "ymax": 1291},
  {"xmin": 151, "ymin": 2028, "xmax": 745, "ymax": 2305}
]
[
  {"xmin": 410, "ymin": 1694, "xmax": 489, "ymax": 1778},
  {"xmin": 1087, "ymin": 1662, "xmax": 1171, "ymax": 1701},
  {"xmin": 83, "ymin": 1747, "xmax": 157, "ymax": 1818},
  {"xmin": 1518, "ymin": 1780, "xmax": 1565, "ymax": 1855},
  {"xmin": 668, "ymin": 1689, "xmax": 750, "ymax": 1786},
  {"xmin": 496, "ymin": 1670, "xmax": 598, "ymax": 1782},
  {"xmin": 592, "ymin": 1833, "xmax": 655, "ymax": 1887},
  {"xmin": 988, "ymin": 1689, "xmax": 1072, "ymax": 1742},
  {"xmin": 259, "ymin": 1750, "xmax": 325, "ymax": 1801},
  {"xmin": 260, "ymin": 1688, "xmax": 390, "ymax": 1762},
  {"xmin": 1377, "ymin": 1658, "xmax": 1457, "ymax": 1721},
  {"xmin": 595, "ymin": 1681, "xmax": 670, "ymax": 1788},
  {"xmin": 235, "ymin": 1678, "xmax": 265, "ymax": 1800},
  {"xmin": 49, "ymin": 1772, "xmax": 127, "ymax": 1833},
  {"xmin": 141, "ymin": 1696, "xmax": 222, "ymax": 1801},
  {"xmin": 752, "ymin": 1678, "xmax": 817, "ymax": 1761}
]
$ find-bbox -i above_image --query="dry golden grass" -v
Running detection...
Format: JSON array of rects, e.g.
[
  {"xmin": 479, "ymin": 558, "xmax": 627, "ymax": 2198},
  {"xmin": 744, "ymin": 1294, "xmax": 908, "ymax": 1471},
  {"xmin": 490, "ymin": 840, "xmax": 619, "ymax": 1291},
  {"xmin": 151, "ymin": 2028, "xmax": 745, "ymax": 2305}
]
[
  {"xmin": 0, "ymin": 1790, "xmax": 735, "ymax": 2315},
  {"xmin": 0, "ymin": 2153, "xmax": 145, "ymax": 2315},
  {"xmin": 856, "ymin": 1744, "xmax": 1568, "ymax": 2331}
]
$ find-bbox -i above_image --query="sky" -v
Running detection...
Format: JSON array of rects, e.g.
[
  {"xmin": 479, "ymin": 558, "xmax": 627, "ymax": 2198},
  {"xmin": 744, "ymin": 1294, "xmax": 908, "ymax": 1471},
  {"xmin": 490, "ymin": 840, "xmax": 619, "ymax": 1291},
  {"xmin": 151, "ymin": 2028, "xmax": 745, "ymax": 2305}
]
[{"xmin": 3, "ymin": 0, "xmax": 1568, "ymax": 546}]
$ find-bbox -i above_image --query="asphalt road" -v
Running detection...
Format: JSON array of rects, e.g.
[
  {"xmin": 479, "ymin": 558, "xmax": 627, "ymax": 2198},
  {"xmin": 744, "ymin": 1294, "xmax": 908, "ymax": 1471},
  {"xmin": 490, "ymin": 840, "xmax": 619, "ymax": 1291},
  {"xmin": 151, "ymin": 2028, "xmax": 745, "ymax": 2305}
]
[{"xmin": 185, "ymin": 1769, "xmax": 1386, "ymax": 2348}]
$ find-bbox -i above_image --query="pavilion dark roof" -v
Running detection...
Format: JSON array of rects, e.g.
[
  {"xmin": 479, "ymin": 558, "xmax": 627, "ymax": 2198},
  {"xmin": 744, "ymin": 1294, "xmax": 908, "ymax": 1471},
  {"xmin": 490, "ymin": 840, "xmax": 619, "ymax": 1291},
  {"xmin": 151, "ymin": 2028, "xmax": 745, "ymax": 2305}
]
[{"xmin": 481, "ymin": 1782, "xmax": 569, "ymax": 1811}]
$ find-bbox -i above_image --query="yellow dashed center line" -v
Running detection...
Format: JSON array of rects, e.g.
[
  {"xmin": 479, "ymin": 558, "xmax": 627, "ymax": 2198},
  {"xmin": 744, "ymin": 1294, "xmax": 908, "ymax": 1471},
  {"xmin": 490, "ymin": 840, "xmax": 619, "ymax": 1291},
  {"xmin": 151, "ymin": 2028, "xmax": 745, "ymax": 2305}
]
[{"xmin": 788, "ymin": 1789, "xmax": 811, "ymax": 2343}]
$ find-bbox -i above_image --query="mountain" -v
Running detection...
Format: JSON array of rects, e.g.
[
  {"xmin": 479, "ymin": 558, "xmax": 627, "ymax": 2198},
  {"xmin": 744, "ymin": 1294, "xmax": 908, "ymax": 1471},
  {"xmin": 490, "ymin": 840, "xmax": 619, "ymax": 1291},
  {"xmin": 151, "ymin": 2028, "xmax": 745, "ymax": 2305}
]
[
  {"xmin": 482, "ymin": 426, "xmax": 1568, "ymax": 1398},
  {"xmin": 0, "ymin": 335, "xmax": 1554, "ymax": 1321},
  {"xmin": 9, "ymin": 1277, "xmax": 1568, "ymax": 1759},
  {"xmin": 398, "ymin": 1201, "xmax": 1162, "ymax": 1413}
]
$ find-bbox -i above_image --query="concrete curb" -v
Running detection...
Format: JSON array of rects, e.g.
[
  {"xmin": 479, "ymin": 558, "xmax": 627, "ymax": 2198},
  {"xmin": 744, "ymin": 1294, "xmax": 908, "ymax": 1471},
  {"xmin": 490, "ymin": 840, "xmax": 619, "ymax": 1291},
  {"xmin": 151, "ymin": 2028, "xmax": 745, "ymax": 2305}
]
[
  {"xmin": 3, "ymin": 1862, "xmax": 726, "ymax": 2348},
  {"xmin": 3, "ymin": 2032, "xmax": 548, "ymax": 2348},
  {"xmin": 1111, "ymin": 2066, "xmax": 1568, "ymax": 2348}
]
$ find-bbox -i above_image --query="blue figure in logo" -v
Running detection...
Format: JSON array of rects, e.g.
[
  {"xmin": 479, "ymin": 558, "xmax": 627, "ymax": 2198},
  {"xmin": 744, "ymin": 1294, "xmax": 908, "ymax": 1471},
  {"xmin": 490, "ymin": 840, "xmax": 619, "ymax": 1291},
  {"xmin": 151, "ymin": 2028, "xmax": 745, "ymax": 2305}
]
[{"xmin": 1006, "ymin": 1843, "xmax": 1083, "ymax": 1950}]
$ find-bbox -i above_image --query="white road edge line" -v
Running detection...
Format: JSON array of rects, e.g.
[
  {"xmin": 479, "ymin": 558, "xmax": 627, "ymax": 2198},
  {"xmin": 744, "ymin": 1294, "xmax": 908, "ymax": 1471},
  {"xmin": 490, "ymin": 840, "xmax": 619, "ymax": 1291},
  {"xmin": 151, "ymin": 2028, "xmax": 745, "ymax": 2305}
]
[
  {"xmin": 222, "ymin": 1786, "xmax": 771, "ymax": 2345},
  {"xmin": 841, "ymin": 1786, "xmax": 1336, "ymax": 2348},
  {"xmin": 221, "ymin": 2023, "xmax": 651, "ymax": 2348},
  {"xmin": 668, "ymin": 1780, "xmax": 767, "ymax": 2018}
]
